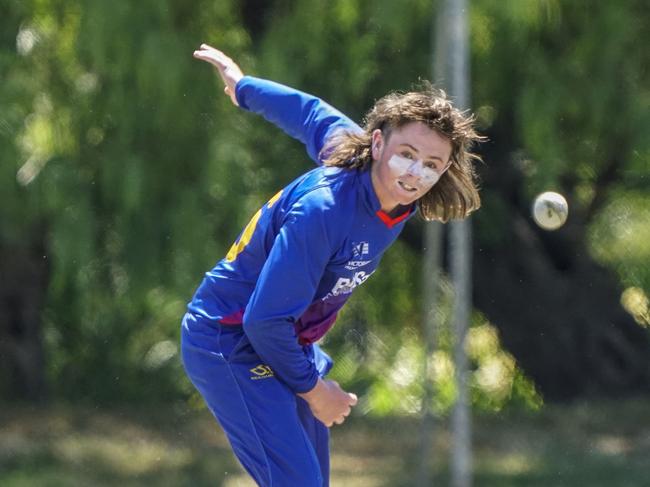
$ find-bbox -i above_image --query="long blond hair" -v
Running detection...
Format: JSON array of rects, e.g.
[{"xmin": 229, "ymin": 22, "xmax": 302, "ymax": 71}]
[{"xmin": 322, "ymin": 86, "xmax": 484, "ymax": 222}]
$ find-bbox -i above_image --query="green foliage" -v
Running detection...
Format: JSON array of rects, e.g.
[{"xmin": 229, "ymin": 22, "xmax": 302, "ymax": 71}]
[
  {"xmin": 2, "ymin": 0, "xmax": 648, "ymax": 411},
  {"xmin": 589, "ymin": 190, "xmax": 650, "ymax": 294},
  {"xmin": 471, "ymin": 0, "xmax": 650, "ymax": 199},
  {"xmin": 4, "ymin": 0, "xmax": 255, "ymax": 402}
]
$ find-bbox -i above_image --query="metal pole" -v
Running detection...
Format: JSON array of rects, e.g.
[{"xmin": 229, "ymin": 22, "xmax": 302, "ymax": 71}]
[
  {"xmin": 436, "ymin": 0, "xmax": 473, "ymax": 486},
  {"xmin": 450, "ymin": 222, "xmax": 472, "ymax": 487},
  {"xmin": 420, "ymin": 1, "xmax": 472, "ymax": 484},
  {"xmin": 416, "ymin": 1, "xmax": 456, "ymax": 482},
  {"xmin": 417, "ymin": 221, "xmax": 443, "ymax": 486}
]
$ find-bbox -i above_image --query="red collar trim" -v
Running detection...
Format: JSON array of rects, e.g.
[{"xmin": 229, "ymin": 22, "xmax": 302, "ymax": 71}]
[{"xmin": 376, "ymin": 208, "xmax": 411, "ymax": 229}]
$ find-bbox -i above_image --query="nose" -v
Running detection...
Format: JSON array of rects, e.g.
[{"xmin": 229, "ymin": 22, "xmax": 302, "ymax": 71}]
[
  {"xmin": 403, "ymin": 160, "xmax": 440, "ymax": 187},
  {"xmin": 405, "ymin": 160, "xmax": 423, "ymax": 178}
]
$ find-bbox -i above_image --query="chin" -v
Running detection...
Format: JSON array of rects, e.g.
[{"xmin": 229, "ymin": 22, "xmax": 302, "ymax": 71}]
[
  {"xmin": 393, "ymin": 190, "xmax": 423, "ymax": 206},
  {"xmin": 395, "ymin": 195, "xmax": 419, "ymax": 207}
]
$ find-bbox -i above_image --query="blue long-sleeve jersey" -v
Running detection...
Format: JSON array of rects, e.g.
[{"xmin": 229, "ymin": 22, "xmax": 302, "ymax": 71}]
[{"xmin": 188, "ymin": 76, "xmax": 415, "ymax": 393}]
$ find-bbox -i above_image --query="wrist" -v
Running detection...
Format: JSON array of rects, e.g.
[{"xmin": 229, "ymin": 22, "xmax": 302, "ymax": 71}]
[{"xmin": 297, "ymin": 377, "xmax": 325, "ymax": 402}]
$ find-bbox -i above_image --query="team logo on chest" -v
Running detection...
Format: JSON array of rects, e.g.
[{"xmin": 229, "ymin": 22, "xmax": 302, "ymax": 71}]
[
  {"xmin": 345, "ymin": 241, "xmax": 372, "ymax": 270},
  {"xmin": 352, "ymin": 241, "xmax": 370, "ymax": 257}
]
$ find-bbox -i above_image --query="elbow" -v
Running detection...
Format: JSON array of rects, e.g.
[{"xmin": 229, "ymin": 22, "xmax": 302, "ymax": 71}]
[
  {"xmin": 243, "ymin": 311, "xmax": 296, "ymax": 347},
  {"xmin": 242, "ymin": 310, "xmax": 270, "ymax": 344},
  {"xmin": 242, "ymin": 312, "xmax": 258, "ymax": 340}
]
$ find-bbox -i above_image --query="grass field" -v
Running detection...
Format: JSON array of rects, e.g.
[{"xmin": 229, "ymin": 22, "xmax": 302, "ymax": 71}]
[{"xmin": 1, "ymin": 397, "xmax": 648, "ymax": 486}]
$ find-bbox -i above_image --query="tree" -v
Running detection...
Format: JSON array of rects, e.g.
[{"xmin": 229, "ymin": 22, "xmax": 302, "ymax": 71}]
[
  {"xmin": 1, "ymin": 0, "xmax": 253, "ymax": 401},
  {"xmin": 2, "ymin": 0, "xmax": 648, "ymax": 405},
  {"xmin": 0, "ymin": 0, "xmax": 50, "ymax": 401},
  {"xmin": 470, "ymin": 0, "xmax": 650, "ymax": 399}
]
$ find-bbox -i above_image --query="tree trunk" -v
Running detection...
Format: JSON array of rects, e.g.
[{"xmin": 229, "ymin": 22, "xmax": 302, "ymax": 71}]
[{"xmin": 0, "ymin": 223, "xmax": 49, "ymax": 402}]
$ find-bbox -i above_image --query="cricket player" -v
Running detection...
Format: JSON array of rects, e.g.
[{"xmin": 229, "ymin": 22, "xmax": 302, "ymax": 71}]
[{"xmin": 181, "ymin": 44, "xmax": 483, "ymax": 487}]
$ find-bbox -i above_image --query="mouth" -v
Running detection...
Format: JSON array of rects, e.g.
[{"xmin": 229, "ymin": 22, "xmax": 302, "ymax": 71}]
[{"xmin": 397, "ymin": 180, "xmax": 418, "ymax": 192}]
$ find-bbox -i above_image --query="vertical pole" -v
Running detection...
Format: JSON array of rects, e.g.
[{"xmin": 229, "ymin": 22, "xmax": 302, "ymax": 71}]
[
  {"xmin": 420, "ymin": 1, "xmax": 472, "ymax": 485},
  {"xmin": 450, "ymin": 222, "xmax": 472, "ymax": 487},
  {"xmin": 417, "ymin": 221, "xmax": 443, "ymax": 486},
  {"xmin": 436, "ymin": 0, "xmax": 473, "ymax": 486}
]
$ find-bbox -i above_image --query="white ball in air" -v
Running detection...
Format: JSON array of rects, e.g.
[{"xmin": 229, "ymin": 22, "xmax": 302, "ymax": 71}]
[{"xmin": 532, "ymin": 191, "xmax": 568, "ymax": 230}]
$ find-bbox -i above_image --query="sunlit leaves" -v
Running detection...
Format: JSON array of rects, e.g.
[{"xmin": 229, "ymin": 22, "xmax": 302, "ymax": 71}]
[
  {"xmin": 589, "ymin": 191, "xmax": 650, "ymax": 291},
  {"xmin": 620, "ymin": 287, "xmax": 650, "ymax": 328}
]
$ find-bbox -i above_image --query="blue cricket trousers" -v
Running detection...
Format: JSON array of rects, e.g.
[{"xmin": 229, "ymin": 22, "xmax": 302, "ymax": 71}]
[{"xmin": 181, "ymin": 312, "xmax": 332, "ymax": 487}]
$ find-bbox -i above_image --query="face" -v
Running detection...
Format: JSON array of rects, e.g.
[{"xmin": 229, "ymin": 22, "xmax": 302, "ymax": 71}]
[{"xmin": 370, "ymin": 122, "xmax": 453, "ymax": 212}]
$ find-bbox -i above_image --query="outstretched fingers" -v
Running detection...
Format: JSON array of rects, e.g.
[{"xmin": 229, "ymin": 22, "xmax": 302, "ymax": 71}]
[
  {"xmin": 193, "ymin": 44, "xmax": 229, "ymax": 69},
  {"xmin": 193, "ymin": 44, "xmax": 244, "ymax": 106}
]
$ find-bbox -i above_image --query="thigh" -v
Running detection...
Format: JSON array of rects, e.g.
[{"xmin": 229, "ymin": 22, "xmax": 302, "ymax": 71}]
[{"xmin": 182, "ymin": 330, "xmax": 323, "ymax": 487}]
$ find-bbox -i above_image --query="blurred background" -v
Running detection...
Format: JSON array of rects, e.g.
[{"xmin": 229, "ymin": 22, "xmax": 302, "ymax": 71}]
[{"xmin": 1, "ymin": 0, "xmax": 649, "ymax": 485}]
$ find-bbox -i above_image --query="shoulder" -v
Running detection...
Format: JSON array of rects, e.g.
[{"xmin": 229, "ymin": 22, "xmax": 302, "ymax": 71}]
[
  {"xmin": 285, "ymin": 167, "xmax": 360, "ymax": 238},
  {"xmin": 294, "ymin": 166, "xmax": 360, "ymax": 210}
]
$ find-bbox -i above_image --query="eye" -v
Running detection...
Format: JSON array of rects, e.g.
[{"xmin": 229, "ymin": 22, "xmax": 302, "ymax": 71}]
[
  {"xmin": 424, "ymin": 160, "xmax": 438, "ymax": 170},
  {"xmin": 400, "ymin": 151, "xmax": 415, "ymax": 160}
]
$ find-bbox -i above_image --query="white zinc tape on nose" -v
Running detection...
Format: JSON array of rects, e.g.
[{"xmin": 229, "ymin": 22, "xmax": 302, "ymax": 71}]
[
  {"xmin": 387, "ymin": 155, "xmax": 440, "ymax": 186},
  {"xmin": 406, "ymin": 160, "xmax": 440, "ymax": 185}
]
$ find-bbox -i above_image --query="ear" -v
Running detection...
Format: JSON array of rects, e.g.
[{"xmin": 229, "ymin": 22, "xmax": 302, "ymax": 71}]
[{"xmin": 371, "ymin": 129, "xmax": 383, "ymax": 160}]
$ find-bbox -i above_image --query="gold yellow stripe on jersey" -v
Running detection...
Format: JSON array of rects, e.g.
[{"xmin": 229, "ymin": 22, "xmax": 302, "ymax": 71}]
[{"xmin": 225, "ymin": 190, "xmax": 283, "ymax": 262}]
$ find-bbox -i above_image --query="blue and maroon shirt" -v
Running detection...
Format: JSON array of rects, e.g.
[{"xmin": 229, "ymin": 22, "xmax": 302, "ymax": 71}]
[{"xmin": 188, "ymin": 76, "xmax": 415, "ymax": 393}]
